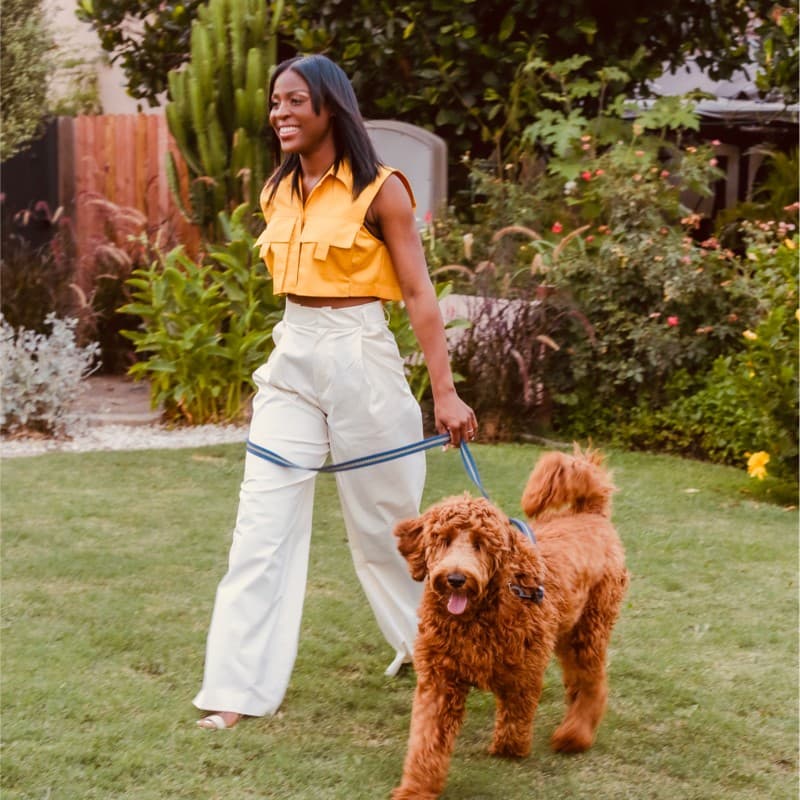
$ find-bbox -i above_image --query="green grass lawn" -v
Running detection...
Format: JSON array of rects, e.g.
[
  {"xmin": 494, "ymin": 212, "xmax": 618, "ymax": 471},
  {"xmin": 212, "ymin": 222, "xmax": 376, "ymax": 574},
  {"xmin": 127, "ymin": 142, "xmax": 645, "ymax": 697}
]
[{"xmin": 2, "ymin": 443, "xmax": 797, "ymax": 799}]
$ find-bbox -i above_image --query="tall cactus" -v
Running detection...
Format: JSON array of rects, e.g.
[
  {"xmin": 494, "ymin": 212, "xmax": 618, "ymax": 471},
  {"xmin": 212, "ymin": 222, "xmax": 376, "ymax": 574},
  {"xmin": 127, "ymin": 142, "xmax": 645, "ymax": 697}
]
[{"xmin": 166, "ymin": 0, "xmax": 283, "ymax": 239}]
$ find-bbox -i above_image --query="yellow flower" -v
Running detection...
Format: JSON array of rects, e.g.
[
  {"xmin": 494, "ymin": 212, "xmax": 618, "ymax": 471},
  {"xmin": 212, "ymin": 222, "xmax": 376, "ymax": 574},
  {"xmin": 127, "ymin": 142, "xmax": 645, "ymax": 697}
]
[
  {"xmin": 795, "ymin": 308, "xmax": 800, "ymax": 322},
  {"xmin": 746, "ymin": 451, "xmax": 770, "ymax": 480},
  {"xmin": 784, "ymin": 238, "xmax": 796, "ymax": 250},
  {"xmin": 743, "ymin": 329, "xmax": 758, "ymax": 340}
]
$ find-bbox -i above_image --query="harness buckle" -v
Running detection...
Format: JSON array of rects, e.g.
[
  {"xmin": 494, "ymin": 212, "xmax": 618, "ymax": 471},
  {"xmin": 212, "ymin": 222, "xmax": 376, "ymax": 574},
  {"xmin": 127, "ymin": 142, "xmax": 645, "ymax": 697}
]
[{"xmin": 509, "ymin": 582, "xmax": 545, "ymax": 604}]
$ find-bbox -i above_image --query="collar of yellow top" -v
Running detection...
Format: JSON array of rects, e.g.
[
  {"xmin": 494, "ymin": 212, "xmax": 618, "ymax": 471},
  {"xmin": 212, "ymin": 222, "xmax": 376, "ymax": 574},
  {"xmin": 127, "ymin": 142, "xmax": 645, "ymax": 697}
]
[{"xmin": 296, "ymin": 159, "xmax": 354, "ymax": 194}]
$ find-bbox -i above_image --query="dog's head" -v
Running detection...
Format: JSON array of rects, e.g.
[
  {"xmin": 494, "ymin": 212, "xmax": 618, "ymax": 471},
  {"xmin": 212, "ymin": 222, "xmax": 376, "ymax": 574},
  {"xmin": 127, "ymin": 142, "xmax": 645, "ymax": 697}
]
[{"xmin": 394, "ymin": 494, "xmax": 525, "ymax": 617}]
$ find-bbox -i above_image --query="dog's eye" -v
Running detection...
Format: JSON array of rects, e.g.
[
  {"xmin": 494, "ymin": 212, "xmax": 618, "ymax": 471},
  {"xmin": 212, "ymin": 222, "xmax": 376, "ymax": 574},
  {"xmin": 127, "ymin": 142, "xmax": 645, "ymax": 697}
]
[{"xmin": 472, "ymin": 540, "xmax": 481, "ymax": 551}]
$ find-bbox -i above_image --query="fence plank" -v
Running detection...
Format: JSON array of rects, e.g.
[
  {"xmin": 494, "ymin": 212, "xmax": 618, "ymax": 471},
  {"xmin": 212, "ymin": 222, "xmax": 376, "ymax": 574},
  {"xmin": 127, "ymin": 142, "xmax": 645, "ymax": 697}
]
[
  {"xmin": 69, "ymin": 113, "xmax": 201, "ymax": 260},
  {"xmin": 135, "ymin": 115, "xmax": 148, "ymax": 213},
  {"xmin": 57, "ymin": 117, "xmax": 75, "ymax": 221}
]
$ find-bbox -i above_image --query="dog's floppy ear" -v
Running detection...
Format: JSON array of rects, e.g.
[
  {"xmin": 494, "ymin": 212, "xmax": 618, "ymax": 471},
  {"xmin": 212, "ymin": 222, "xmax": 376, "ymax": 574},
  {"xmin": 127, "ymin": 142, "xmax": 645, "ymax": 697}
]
[{"xmin": 394, "ymin": 517, "xmax": 427, "ymax": 581}]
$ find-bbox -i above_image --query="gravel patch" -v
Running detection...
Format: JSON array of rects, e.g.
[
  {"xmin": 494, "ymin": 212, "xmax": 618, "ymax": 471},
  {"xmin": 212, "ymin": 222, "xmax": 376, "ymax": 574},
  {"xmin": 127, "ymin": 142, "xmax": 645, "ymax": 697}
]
[{"xmin": 1, "ymin": 421, "xmax": 248, "ymax": 459}]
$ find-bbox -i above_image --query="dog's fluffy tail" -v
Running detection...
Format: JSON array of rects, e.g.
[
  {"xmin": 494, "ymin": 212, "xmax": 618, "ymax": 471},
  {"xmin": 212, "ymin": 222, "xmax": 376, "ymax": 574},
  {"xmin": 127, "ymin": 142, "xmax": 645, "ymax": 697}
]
[{"xmin": 521, "ymin": 446, "xmax": 616, "ymax": 520}]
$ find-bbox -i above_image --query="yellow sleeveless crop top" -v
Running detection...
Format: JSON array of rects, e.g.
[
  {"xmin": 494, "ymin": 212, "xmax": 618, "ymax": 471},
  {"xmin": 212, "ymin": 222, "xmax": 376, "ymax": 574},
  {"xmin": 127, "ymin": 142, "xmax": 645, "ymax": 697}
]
[{"xmin": 255, "ymin": 161, "xmax": 415, "ymax": 301}]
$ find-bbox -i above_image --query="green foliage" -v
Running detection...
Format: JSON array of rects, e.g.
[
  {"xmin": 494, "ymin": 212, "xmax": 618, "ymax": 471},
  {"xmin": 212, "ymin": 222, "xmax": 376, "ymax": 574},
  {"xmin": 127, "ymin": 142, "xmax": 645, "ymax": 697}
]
[
  {"xmin": 165, "ymin": 0, "xmax": 283, "ymax": 237},
  {"xmin": 75, "ymin": 0, "xmax": 202, "ymax": 106},
  {"xmin": 121, "ymin": 205, "xmax": 284, "ymax": 423},
  {"xmin": 1, "ymin": 314, "xmax": 100, "ymax": 435},
  {"xmin": 538, "ymin": 140, "xmax": 739, "ymax": 414},
  {"xmin": 0, "ymin": 0, "xmax": 52, "ymax": 160},
  {"xmin": 655, "ymin": 230, "xmax": 798, "ymax": 481},
  {"xmin": 754, "ymin": 4, "xmax": 799, "ymax": 103},
  {"xmin": 78, "ymin": 1, "xmax": 785, "ymax": 168},
  {"xmin": 285, "ymin": 0, "xmax": 776, "ymax": 166},
  {"xmin": 409, "ymin": 56, "xmax": 797, "ymax": 484},
  {"xmin": 48, "ymin": 55, "xmax": 102, "ymax": 116}
]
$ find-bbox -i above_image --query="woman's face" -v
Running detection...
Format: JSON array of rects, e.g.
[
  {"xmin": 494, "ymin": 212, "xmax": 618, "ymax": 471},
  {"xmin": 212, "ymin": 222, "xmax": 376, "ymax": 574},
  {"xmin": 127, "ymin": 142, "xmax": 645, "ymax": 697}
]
[{"xmin": 269, "ymin": 69, "xmax": 334, "ymax": 156}]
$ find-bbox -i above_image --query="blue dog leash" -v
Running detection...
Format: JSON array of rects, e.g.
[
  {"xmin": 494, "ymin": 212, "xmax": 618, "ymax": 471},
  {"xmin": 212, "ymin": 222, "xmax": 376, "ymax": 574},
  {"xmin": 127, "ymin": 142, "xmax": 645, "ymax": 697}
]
[
  {"xmin": 244, "ymin": 434, "xmax": 537, "ymax": 544},
  {"xmin": 456, "ymin": 440, "xmax": 536, "ymax": 544},
  {"xmin": 246, "ymin": 432, "xmax": 451, "ymax": 473}
]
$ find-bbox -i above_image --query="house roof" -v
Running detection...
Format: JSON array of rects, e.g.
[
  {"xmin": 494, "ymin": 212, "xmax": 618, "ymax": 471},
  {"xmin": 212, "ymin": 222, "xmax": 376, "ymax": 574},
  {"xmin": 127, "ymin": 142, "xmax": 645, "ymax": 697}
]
[{"xmin": 646, "ymin": 58, "xmax": 798, "ymax": 125}]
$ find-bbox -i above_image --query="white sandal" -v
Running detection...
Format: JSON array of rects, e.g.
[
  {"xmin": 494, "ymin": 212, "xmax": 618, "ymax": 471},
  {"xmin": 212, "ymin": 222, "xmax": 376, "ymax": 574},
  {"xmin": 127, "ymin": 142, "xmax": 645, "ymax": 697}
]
[
  {"xmin": 384, "ymin": 651, "xmax": 411, "ymax": 677},
  {"xmin": 196, "ymin": 713, "xmax": 238, "ymax": 730}
]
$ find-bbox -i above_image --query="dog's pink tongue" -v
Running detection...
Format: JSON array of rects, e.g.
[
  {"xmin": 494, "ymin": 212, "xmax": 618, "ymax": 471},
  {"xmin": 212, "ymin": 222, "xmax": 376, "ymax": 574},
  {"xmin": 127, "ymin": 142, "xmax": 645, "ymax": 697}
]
[{"xmin": 447, "ymin": 593, "xmax": 468, "ymax": 615}]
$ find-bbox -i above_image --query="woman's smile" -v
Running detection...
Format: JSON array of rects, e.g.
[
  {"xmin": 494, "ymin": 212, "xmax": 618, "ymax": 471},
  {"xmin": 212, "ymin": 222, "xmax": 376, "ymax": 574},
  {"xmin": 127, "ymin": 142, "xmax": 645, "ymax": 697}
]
[{"xmin": 269, "ymin": 69, "xmax": 334, "ymax": 155}]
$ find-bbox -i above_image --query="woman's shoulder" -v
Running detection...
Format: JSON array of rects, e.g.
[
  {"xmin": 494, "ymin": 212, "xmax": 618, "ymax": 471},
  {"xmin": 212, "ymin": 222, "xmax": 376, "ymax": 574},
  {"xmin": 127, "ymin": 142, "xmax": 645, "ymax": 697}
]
[{"xmin": 375, "ymin": 166, "xmax": 415, "ymax": 208}]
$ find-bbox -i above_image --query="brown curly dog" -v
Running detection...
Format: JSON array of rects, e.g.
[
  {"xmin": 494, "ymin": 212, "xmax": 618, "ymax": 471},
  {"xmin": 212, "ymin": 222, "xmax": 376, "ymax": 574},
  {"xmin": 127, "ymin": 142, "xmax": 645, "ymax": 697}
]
[{"xmin": 391, "ymin": 447, "xmax": 628, "ymax": 800}]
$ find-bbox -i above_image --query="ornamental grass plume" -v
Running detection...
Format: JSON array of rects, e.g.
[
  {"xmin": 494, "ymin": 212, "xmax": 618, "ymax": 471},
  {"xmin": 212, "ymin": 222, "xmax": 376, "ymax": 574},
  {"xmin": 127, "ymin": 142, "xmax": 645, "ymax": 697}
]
[{"xmin": 746, "ymin": 451, "xmax": 770, "ymax": 480}]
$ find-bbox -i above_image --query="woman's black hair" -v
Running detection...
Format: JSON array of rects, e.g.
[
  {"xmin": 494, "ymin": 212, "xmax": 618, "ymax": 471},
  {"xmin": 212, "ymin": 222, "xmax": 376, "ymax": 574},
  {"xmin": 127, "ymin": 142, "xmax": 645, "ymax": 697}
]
[{"xmin": 265, "ymin": 54, "xmax": 382, "ymax": 202}]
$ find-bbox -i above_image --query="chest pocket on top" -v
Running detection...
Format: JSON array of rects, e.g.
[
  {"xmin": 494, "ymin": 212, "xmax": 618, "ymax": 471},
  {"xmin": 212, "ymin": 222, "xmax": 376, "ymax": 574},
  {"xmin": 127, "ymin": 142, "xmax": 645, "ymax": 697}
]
[
  {"xmin": 299, "ymin": 218, "xmax": 361, "ymax": 267},
  {"xmin": 255, "ymin": 216, "xmax": 296, "ymax": 267}
]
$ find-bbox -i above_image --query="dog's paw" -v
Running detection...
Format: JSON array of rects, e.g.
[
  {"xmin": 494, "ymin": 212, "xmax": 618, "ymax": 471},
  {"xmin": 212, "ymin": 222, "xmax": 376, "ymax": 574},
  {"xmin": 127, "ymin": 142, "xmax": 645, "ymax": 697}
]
[
  {"xmin": 391, "ymin": 786, "xmax": 438, "ymax": 800},
  {"xmin": 550, "ymin": 724, "xmax": 593, "ymax": 754},
  {"xmin": 489, "ymin": 740, "xmax": 530, "ymax": 759}
]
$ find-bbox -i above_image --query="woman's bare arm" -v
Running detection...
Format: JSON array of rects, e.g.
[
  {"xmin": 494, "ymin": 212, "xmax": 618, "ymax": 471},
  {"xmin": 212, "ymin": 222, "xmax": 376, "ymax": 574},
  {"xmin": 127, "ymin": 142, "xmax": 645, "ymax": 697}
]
[{"xmin": 371, "ymin": 175, "xmax": 476, "ymax": 445}]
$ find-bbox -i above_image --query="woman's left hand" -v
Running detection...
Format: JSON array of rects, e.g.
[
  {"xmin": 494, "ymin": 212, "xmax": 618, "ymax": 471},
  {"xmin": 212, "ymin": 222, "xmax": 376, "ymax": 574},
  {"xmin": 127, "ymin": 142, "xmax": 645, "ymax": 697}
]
[{"xmin": 434, "ymin": 390, "xmax": 477, "ymax": 447}]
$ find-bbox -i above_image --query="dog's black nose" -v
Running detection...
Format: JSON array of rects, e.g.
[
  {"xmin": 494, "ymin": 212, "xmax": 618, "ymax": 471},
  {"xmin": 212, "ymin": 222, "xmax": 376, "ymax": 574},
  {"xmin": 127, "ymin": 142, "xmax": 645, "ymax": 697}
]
[{"xmin": 447, "ymin": 573, "xmax": 466, "ymax": 589}]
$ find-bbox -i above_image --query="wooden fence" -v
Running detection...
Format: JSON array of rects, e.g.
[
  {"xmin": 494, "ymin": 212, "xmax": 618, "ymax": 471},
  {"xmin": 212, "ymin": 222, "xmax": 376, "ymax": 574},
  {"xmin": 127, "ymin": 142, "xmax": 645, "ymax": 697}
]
[{"xmin": 60, "ymin": 114, "xmax": 200, "ymax": 284}]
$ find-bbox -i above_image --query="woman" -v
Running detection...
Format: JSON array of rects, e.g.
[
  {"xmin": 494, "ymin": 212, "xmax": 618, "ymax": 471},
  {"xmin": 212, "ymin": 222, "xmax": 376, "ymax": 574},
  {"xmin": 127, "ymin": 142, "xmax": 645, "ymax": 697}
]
[{"xmin": 194, "ymin": 54, "xmax": 476, "ymax": 730}]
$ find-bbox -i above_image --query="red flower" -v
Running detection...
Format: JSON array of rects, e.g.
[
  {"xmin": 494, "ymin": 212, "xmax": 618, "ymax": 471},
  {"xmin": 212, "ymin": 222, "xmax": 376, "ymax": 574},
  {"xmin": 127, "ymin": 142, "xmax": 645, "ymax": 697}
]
[
  {"xmin": 551, "ymin": 221, "xmax": 563, "ymax": 234},
  {"xmin": 667, "ymin": 316, "xmax": 679, "ymax": 327},
  {"xmin": 581, "ymin": 171, "xmax": 592, "ymax": 181}
]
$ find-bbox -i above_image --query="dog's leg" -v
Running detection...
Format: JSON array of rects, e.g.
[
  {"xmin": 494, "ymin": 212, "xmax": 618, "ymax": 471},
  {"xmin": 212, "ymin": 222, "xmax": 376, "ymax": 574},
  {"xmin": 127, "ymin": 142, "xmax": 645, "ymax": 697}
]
[
  {"xmin": 392, "ymin": 677, "xmax": 468, "ymax": 800},
  {"xmin": 488, "ymin": 666, "xmax": 545, "ymax": 758},
  {"xmin": 552, "ymin": 572, "xmax": 626, "ymax": 753}
]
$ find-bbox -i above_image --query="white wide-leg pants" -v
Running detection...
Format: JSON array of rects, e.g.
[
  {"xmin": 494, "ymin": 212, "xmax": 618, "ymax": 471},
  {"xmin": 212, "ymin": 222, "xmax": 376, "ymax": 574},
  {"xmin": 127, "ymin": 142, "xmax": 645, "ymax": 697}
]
[{"xmin": 193, "ymin": 300, "xmax": 425, "ymax": 717}]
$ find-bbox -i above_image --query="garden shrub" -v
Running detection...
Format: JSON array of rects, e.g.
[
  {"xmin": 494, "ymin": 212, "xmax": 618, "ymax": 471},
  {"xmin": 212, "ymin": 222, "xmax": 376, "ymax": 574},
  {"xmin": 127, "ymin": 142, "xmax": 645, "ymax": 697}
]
[
  {"xmin": 633, "ymin": 228, "xmax": 798, "ymax": 481},
  {"xmin": 76, "ymin": 197, "xmax": 168, "ymax": 374},
  {"xmin": 419, "ymin": 60, "xmax": 748, "ymax": 443},
  {"xmin": 121, "ymin": 204, "xmax": 283, "ymax": 424},
  {"xmin": 0, "ymin": 314, "xmax": 100, "ymax": 435},
  {"xmin": 0, "ymin": 196, "xmax": 172, "ymax": 374},
  {"xmin": 446, "ymin": 289, "xmax": 586, "ymax": 441},
  {"xmin": 0, "ymin": 203, "xmax": 80, "ymax": 335},
  {"xmin": 409, "ymin": 54, "xmax": 799, "ymax": 486}
]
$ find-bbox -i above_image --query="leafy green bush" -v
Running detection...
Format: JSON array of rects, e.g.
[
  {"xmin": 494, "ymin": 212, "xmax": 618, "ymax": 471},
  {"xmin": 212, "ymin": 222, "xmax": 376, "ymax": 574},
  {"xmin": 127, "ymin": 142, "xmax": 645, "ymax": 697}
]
[
  {"xmin": 1, "ymin": 0, "xmax": 51, "ymax": 160},
  {"xmin": 637, "ymin": 229, "xmax": 798, "ymax": 481},
  {"xmin": 121, "ymin": 205, "xmax": 283, "ymax": 423},
  {"xmin": 416, "ymin": 60, "xmax": 749, "ymax": 441}
]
